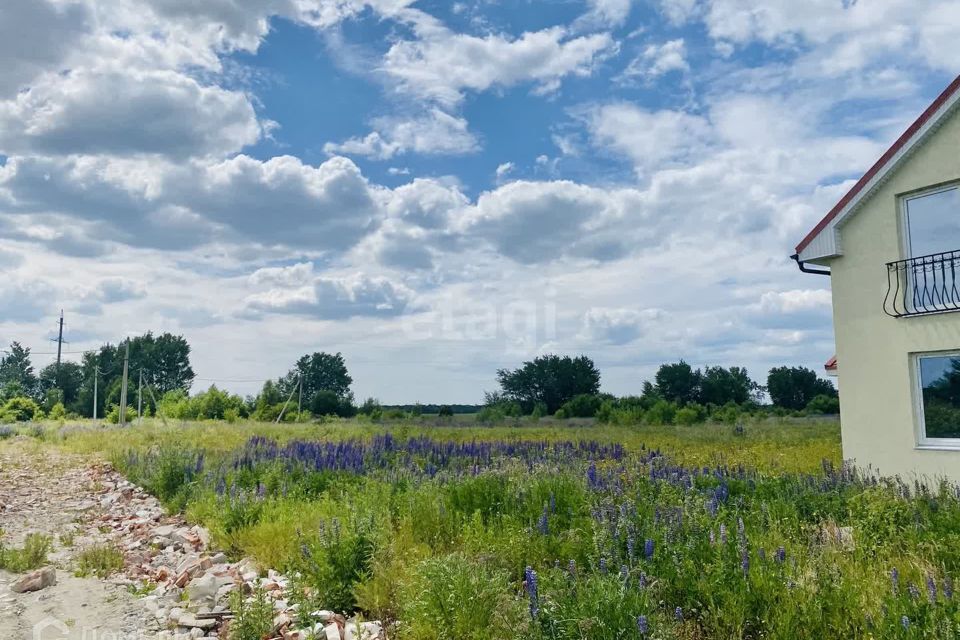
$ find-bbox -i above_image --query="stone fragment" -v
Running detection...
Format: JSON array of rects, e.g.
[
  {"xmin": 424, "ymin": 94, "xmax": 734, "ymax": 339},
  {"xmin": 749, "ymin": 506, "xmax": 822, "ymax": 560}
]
[{"xmin": 11, "ymin": 566, "xmax": 57, "ymax": 593}]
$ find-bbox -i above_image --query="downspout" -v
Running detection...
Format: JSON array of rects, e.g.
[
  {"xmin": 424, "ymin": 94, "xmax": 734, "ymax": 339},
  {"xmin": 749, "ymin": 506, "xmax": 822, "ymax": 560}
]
[{"xmin": 790, "ymin": 253, "xmax": 831, "ymax": 276}]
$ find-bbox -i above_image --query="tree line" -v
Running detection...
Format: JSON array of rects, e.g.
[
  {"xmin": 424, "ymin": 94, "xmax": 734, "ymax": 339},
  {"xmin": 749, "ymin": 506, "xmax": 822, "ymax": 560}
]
[{"xmin": 0, "ymin": 334, "xmax": 837, "ymax": 424}]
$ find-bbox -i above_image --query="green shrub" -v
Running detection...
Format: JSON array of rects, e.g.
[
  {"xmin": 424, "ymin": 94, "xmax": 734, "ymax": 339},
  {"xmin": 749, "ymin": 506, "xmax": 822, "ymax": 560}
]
[
  {"xmin": 0, "ymin": 533, "xmax": 52, "ymax": 572},
  {"xmin": 645, "ymin": 399, "xmax": 676, "ymax": 425},
  {"xmin": 559, "ymin": 394, "xmax": 602, "ymax": 418},
  {"xmin": 74, "ymin": 544, "xmax": 124, "ymax": 578},
  {"xmin": 399, "ymin": 553, "xmax": 527, "ymax": 640},
  {"xmin": 228, "ymin": 587, "xmax": 275, "ymax": 640},
  {"xmin": 105, "ymin": 404, "xmax": 137, "ymax": 424},
  {"xmin": 806, "ymin": 394, "xmax": 840, "ymax": 415},
  {"xmin": 0, "ymin": 396, "xmax": 40, "ymax": 422},
  {"xmin": 438, "ymin": 405, "xmax": 454, "ymax": 418},
  {"xmin": 675, "ymin": 403, "xmax": 707, "ymax": 425},
  {"xmin": 48, "ymin": 402, "xmax": 67, "ymax": 421}
]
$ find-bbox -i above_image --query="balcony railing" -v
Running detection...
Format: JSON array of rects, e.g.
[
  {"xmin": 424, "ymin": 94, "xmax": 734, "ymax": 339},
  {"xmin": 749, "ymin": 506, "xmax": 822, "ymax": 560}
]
[{"xmin": 885, "ymin": 249, "xmax": 960, "ymax": 317}]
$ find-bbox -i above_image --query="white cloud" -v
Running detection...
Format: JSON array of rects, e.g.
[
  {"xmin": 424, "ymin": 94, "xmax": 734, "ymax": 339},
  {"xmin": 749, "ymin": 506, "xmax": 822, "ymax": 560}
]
[
  {"xmin": 324, "ymin": 109, "xmax": 479, "ymax": 160},
  {"xmin": 495, "ymin": 162, "xmax": 515, "ymax": 181},
  {"xmin": 0, "ymin": 69, "xmax": 262, "ymax": 159},
  {"xmin": 584, "ymin": 103, "xmax": 713, "ymax": 176},
  {"xmin": 381, "ymin": 26, "xmax": 616, "ymax": 106},
  {"xmin": 577, "ymin": 0, "xmax": 634, "ymax": 28},
  {"xmin": 620, "ymin": 39, "xmax": 689, "ymax": 81},
  {"xmin": 579, "ymin": 307, "xmax": 666, "ymax": 344},
  {"xmin": 759, "ymin": 289, "xmax": 832, "ymax": 314},
  {"xmin": 245, "ymin": 273, "xmax": 413, "ymax": 319}
]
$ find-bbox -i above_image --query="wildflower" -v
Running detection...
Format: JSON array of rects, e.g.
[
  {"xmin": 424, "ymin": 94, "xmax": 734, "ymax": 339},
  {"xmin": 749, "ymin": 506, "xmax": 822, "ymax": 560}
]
[
  {"xmin": 775, "ymin": 546, "xmax": 786, "ymax": 564},
  {"xmin": 567, "ymin": 559, "xmax": 577, "ymax": 580},
  {"xmin": 599, "ymin": 556, "xmax": 608, "ymax": 574},
  {"xmin": 945, "ymin": 577, "xmax": 954, "ymax": 600},
  {"xmin": 737, "ymin": 517, "xmax": 745, "ymax": 541},
  {"xmin": 627, "ymin": 533, "xmax": 636, "ymax": 561},
  {"xmin": 524, "ymin": 566, "xmax": 539, "ymax": 619},
  {"xmin": 620, "ymin": 564, "xmax": 629, "ymax": 583},
  {"xmin": 901, "ymin": 615, "xmax": 910, "ymax": 631},
  {"xmin": 644, "ymin": 539, "xmax": 655, "ymax": 560},
  {"xmin": 908, "ymin": 584, "xmax": 920, "ymax": 601},
  {"xmin": 709, "ymin": 529, "xmax": 716, "ymax": 545},
  {"xmin": 638, "ymin": 571, "xmax": 647, "ymax": 589},
  {"xmin": 636, "ymin": 615, "xmax": 649, "ymax": 635},
  {"xmin": 720, "ymin": 523, "xmax": 728, "ymax": 544},
  {"xmin": 758, "ymin": 548, "xmax": 766, "ymax": 562},
  {"xmin": 890, "ymin": 567, "xmax": 899, "ymax": 594},
  {"xmin": 674, "ymin": 606, "xmax": 683, "ymax": 621},
  {"xmin": 537, "ymin": 508, "xmax": 549, "ymax": 536},
  {"xmin": 741, "ymin": 550, "xmax": 750, "ymax": 577},
  {"xmin": 927, "ymin": 575, "xmax": 937, "ymax": 603}
]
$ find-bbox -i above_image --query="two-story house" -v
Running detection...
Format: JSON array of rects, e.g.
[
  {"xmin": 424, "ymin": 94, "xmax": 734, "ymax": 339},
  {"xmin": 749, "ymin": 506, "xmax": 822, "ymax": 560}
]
[{"xmin": 795, "ymin": 74, "xmax": 960, "ymax": 482}]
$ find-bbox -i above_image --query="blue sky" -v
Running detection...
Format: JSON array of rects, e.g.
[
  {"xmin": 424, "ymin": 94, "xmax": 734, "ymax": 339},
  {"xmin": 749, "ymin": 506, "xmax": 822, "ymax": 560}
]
[{"xmin": 1, "ymin": 0, "xmax": 958, "ymax": 402}]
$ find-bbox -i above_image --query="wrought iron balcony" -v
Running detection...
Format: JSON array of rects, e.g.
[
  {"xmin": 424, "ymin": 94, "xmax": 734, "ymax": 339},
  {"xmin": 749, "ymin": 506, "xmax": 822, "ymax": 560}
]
[{"xmin": 885, "ymin": 249, "xmax": 960, "ymax": 317}]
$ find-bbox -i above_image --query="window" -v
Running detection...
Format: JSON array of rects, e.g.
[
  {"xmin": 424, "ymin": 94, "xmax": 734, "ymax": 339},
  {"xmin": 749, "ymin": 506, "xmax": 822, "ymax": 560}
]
[
  {"xmin": 915, "ymin": 352, "xmax": 960, "ymax": 443},
  {"xmin": 904, "ymin": 185, "xmax": 960, "ymax": 258}
]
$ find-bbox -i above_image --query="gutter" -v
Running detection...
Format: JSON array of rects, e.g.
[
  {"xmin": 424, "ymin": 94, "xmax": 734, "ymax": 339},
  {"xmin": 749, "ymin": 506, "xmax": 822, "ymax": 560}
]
[{"xmin": 790, "ymin": 253, "xmax": 831, "ymax": 276}]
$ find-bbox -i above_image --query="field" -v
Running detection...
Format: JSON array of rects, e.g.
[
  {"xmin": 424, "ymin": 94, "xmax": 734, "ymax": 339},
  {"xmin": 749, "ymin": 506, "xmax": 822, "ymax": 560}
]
[{"xmin": 9, "ymin": 416, "xmax": 960, "ymax": 639}]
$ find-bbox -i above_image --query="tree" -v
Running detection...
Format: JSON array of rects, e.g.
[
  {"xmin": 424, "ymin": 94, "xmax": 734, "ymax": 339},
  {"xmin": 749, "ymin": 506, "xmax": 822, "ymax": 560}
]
[
  {"xmin": 39, "ymin": 362, "xmax": 83, "ymax": 409},
  {"xmin": 278, "ymin": 352, "xmax": 354, "ymax": 418},
  {"xmin": 767, "ymin": 366, "xmax": 837, "ymax": 411},
  {"xmin": 496, "ymin": 354, "xmax": 601, "ymax": 414},
  {"xmin": 699, "ymin": 366, "xmax": 760, "ymax": 406},
  {"xmin": 0, "ymin": 342, "xmax": 38, "ymax": 399},
  {"xmin": 655, "ymin": 361, "xmax": 701, "ymax": 405}
]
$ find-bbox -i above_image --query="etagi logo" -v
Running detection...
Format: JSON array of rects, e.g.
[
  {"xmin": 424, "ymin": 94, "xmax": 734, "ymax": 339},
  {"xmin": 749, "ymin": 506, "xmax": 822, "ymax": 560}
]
[
  {"xmin": 32, "ymin": 617, "xmax": 147, "ymax": 640},
  {"xmin": 33, "ymin": 617, "xmax": 69, "ymax": 640}
]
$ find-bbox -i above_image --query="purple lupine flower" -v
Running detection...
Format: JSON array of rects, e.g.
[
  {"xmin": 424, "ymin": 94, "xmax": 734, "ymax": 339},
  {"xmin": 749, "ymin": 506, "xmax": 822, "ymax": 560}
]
[
  {"xmin": 927, "ymin": 575, "xmax": 937, "ymax": 603},
  {"xmin": 720, "ymin": 523, "xmax": 728, "ymax": 544},
  {"xmin": 775, "ymin": 546, "xmax": 786, "ymax": 564},
  {"xmin": 737, "ymin": 517, "xmax": 745, "ymax": 542},
  {"xmin": 627, "ymin": 533, "xmax": 636, "ymax": 561},
  {"xmin": 537, "ymin": 508, "xmax": 549, "ymax": 536},
  {"xmin": 908, "ymin": 583, "xmax": 920, "ymax": 601},
  {"xmin": 599, "ymin": 556, "xmax": 608, "ymax": 574},
  {"xmin": 636, "ymin": 615, "xmax": 649, "ymax": 635},
  {"xmin": 674, "ymin": 606, "xmax": 683, "ymax": 621},
  {"xmin": 638, "ymin": 571, "xmax": 647, "ymax": 589},
  {"xmin": 741, "ymin": 550, "xmax": 750, "ymax": 577},
  {"xmin": 568, "ymin": 559, "xmax": 577, "ymax": 579},
  {"xmin": 891, "ymin": 568, "xmax": 899, "ymax": 594},
  {"xmin": 644, "ymin": 539, "xmax": 655, "ymax": 560},
  {"xmin": 945, "ymin": 577, "xmax": 954, "ymax": 600},
  {"xmin": 901, "ymin": 615, "xmax": 910, "ymax": 630},
  {"xmin": 524, "ymin": 566, "xmax": 539, "ymax": 619},
  {"xmin": 709, "ymin": 529, "xmax": 716, "ymax": 545},
  {"xmin": 620, "ymin": 565, "xmax": 629, "ymax": 583}
]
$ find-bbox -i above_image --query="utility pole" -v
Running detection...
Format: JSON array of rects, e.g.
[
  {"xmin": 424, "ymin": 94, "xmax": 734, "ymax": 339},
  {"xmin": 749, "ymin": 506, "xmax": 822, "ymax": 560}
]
[
  {"xmin": 297, "ymin": 374, "xmax": 303, "ymax": 422},
  {"xmin": 119, "ymin": 342, "xmax": 130, "ymax": 426},
  {"xmin": 93, "ymin": 365, "xmax": 98, "ymax": 421},
  {"xmin": 55, "ymin": 310, "xmax": 64, "ymax": 376},
  {"xmin": 137, "ymin": 369, "xmax": 143, "ymax": 424}
]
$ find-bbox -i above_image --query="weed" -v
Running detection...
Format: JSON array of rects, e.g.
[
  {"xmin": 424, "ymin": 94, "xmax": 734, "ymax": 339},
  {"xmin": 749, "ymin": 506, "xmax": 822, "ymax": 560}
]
[
  {"xmin": 0, "ymin": 533, "xmax": 53, "ymax": 572},
  {"xmin": 227, "ymin": 587, "xmax": 274, "ymax": 640},
  {"xmin": 74, "ymin": 544, "xmax": 125, "ymax": 578}
]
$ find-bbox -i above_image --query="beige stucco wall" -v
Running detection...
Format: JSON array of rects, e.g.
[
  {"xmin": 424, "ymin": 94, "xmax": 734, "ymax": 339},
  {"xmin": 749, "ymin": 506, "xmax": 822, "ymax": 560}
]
[{"xmin": 827, "ymin": 107, "xmax": 960, "ymax": 482}]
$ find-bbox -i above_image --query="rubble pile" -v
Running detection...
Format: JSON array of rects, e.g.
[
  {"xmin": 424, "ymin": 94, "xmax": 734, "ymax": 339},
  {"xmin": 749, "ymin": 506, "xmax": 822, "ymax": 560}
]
[{"xmin": 80, "ymin": 463, "xmax": 386, "ymax": 640}]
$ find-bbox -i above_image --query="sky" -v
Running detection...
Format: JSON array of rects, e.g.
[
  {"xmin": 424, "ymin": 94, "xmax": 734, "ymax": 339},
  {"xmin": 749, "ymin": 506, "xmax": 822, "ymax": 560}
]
[{"xmin": 1, "ymin": 0, "xmax": 959, "ymax": 403}]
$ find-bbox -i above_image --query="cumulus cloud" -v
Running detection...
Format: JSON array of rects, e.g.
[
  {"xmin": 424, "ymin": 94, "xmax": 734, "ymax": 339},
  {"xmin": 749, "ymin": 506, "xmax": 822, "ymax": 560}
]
[
  {"xmin": 245, "ymin": 272, "xmax": 413, "ymax": 319},
  {"xmin": 579, "ymin": 307, "xmax": 666, "ymax": 344},
  {"xmin": 324, "ymin": 109, "xmax": 479, "ymax": 160},
  {"xmin": 577, "ymin": 0, "xmax": 634, "ymax": 28},
  {"xmin": 759, "ymin": 289, "xmax": 832, "ymax": 314},
  {"xmin": 381, "ymin": 26, "xmax": 616, "ymax": 106},
  {"xmin": 0, "ymin": 69, "xmax": 262, "ymax": 160}
]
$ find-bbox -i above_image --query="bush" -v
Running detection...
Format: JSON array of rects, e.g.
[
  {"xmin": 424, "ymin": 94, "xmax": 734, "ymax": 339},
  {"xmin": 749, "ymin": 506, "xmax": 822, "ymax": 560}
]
[
  {"xmin": 105, "ymin": 404, "xmax": 137, "ymax": 424},
  {"xmin": 675, "ymin": 403, "xmax": 707, "ymax": 425},
  {"xmin": 806, "ymin": 394, "xmax": 840, "ymax": 415},
  {"xmin": 559, "ymin": 394, "xmax": 603, "ymax": 418},
  {"xmin": 74, "ymin": 544, "xmax": 124, "ymax": 578},
  {"xmin": 438, "ymin": 405, "xmax": 454, "ymax": 418},
  {"xmin": 0, "ymin": 533, "xmax": 52, "ymax": 572},
  {"xmin": 0, "ymin": 425, "xmax": 13, "ymax": 439},
  {"xmin": 228, "ymin": 587, "xmax": 275, "ymax": 640},
  {"xmin": 0, "ymin": 396, "xmax": 40, "ymax": 422},
  {"xmin": 48, "ymin": 402, "xmax": 67, "ymax": 421},
  {"xmin": 645, "ymin": 399, "xmax": 677, "ymax": 425}
]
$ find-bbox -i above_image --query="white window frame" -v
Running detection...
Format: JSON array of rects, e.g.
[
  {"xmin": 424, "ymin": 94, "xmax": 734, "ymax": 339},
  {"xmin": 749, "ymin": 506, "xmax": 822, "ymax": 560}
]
[
  {"xmin": 912, "ymin": 350, "xmax": 960, "ymax": 451},
  {"xmin": 899, "ymin": 181, "xmax": 960, "ymax": 261}
]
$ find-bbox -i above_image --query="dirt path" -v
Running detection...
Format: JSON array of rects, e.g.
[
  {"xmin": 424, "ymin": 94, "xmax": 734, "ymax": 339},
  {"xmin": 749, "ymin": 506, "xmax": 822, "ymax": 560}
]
[{"xmin": 0, "ymin": 439, "xmax": 154, "ymax": 640}]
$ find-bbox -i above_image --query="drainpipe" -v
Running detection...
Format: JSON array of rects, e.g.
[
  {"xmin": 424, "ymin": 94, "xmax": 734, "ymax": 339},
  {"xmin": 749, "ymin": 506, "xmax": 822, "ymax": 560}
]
[{"xmin": 790, "ymin": 253, "xmax": 831, "ymax": 276}]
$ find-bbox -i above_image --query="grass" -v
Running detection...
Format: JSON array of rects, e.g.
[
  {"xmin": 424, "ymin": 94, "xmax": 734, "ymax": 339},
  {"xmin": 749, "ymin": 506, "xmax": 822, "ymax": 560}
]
[
  {"xmin": 73, "ymin": 544, "xmax": 125, "ymax": 578},
  {"xmin": 0, "ymin": 533, "xmax": 53, "ymax": 573},
  {"xmin": 13, "ymin": 416, "xmax": 960, "ymax": 638}
]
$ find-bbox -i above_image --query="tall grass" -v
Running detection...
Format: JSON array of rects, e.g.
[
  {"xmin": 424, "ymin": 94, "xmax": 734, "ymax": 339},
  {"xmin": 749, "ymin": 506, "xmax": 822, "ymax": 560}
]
[{"xmin": 43, "ymin": 417, "xmax": 960, "ymax": 638}]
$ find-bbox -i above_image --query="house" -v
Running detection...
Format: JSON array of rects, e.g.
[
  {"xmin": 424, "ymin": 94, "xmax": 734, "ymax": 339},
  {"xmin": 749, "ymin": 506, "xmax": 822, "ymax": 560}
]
[{"xmin": 795, "ymin": 74, "xmax": 960, "ymax": 482}]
